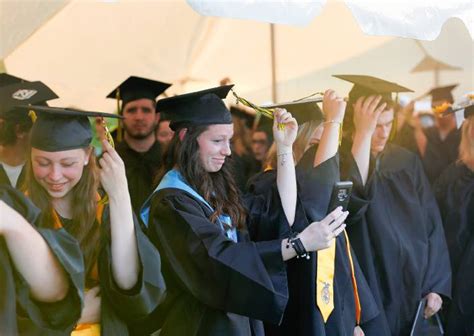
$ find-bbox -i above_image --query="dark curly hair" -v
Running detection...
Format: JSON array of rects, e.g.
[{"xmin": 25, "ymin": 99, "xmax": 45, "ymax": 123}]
[{"xmin": 156, "ymin": 125, "xmax": 247, "ymax": 230}]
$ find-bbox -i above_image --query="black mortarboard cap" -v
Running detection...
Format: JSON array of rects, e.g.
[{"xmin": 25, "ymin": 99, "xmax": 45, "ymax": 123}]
[
  {"xmin": 262, "ymin": 98, "xmax": 324, "ymax": 124},
  {"xmin": 428, "ymin": 84, "xmax": 458, "ymax": 104},
  {"xmin": 106, "ymin": 76, "xmax": 171, "ymax": 109},
  {"xmin": 16, "ymin": 105, "xmax": 121, "ymax": 152},
  {"xmin": 0, "ymin": 81, "xmax": 58, "ymax": 117},
  {"xmin": 333, "ymin": 74, "xmax": 413, "ymax": 103},
  {"xmin": 156, "ymin": 85, "xmax": 234, "ymax": 131},
  {"xmin": 0, "ymin": 73, "xmax": 27, "ymax": 88}
]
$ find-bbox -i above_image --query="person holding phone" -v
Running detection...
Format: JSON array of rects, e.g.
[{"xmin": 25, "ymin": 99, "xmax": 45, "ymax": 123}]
[
  {"xmin": 137, "ymin": 85, "xmax": 349, "ymax": 336},
  {"xmin": 248, "ymin": 90, "xmax": 379, "ymax": 336},
  {"xmin": 335, "ymin": 75, "xmax": 451, "ymax": 336}
]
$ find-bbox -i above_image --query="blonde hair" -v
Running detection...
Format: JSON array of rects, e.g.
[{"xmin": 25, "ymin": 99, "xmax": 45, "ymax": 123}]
[
  {"xmin": 264, "ymin": 120, "xmax": 322, "ymax": 170},
  {"xmin": 459, "ymin": 115, "xmax": 474, "ymax": 169}
]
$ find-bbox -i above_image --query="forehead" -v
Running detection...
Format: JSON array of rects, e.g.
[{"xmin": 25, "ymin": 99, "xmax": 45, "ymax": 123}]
[
  {"xmin": 377, "ymin": 109, "xmax": 394, "ymax": 124},
  {"xmin": 123, "ymin": 98, "xmax": 155, "ymax": 110},
  {"xmin": 203, "ymin": 124, "xmax": 234, "ymax": 136},
  {"xmin": 31, "ymin": 147, "xmax": 86, "ymax": 160},
  {"xmin": 158, "ymin": 120, "xmax": 171, "ymax": 129},
  {"xmin": 252, "ymin": 131, "xmax": 268, "ymax": 139}
]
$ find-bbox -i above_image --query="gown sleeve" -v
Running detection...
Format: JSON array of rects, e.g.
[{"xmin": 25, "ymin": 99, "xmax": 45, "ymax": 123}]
[
  {"xmin": 414, "ymin": 157, "xmax": 451, "ymax": 298},
  {"xmin": 0, "ymin": 239, "xmax": 18, "ymax": 335},
  {"xmin": 99, "ymin": 208, "xmax": 166, "ymax": 324},
  {"xmin": 0, "ymin": 185, "xmax": 83, "ymax": 332},
  {"xmin": 340, "ymin": 152, "xmax": 376, "ymax": 224}
]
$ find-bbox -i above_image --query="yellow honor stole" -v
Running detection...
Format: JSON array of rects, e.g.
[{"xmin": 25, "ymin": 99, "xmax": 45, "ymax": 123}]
[
  {"xmin": 316, "ymin": 237, "xmax": 336, "ymax": 322},
  {"xmin": 316, "ymin": 230, "xmax": 361, "ymax": 324}
]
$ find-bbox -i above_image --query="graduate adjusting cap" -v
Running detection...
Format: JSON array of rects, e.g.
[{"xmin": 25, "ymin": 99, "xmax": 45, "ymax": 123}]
[
  {"xmin": 0, "ymin": 73, "xmax": 27, "ymax": 88},
  {"xmin": 16, "ymin": 105, "xmax": 122, "ymax": 152},
  {"xmin": 262, "ymin": 97, "xmax": 324, "ymax": 124},
  {"xmin": 0, "ymin": 81, "xmax": 58, "ymax": 117},
  {"xmin": 156, "ymin": 85, "xmax": 234, "ymax": 131},
  {"xmin": 427, "ymin": 84, "xmax": 458, "ymax": 104},
  {"xmin": 333, "ymin": 74, "xmax": 413, "ymax": 103},
  {"xmin": 106, "ymin": 76, "xmax": 171, "ymax": 109}
]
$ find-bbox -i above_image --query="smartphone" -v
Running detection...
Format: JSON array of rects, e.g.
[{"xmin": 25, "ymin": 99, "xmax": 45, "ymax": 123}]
[{"xmin": 327, "ymin": 181, "xmax": 353, "ymax": 213}]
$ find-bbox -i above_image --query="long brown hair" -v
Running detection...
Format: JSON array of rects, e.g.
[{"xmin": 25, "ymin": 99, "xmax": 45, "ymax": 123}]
[
  {"xmin": 23, "ymin": 147, "xmax": 101, "ymax": 283},
  {"xmin": 459, "ymin": 115, "xmax": 474, "ymax": 170},
  {"xmin": 156, "ymin": 125, "xmax": 247, "ymax": 230}
]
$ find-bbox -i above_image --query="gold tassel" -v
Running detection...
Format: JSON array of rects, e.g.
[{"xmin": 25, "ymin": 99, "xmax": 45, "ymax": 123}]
[
  {"xmin": 28, "ymin": 110, "xmax": 37, "ymax": 123},
  {"xmin": 231, "ymin": 89, "xmax": 284, "ymax": 130},
  {"xmin": 116, "ymin": 88, "xmax": 123, "ymax": 142}
]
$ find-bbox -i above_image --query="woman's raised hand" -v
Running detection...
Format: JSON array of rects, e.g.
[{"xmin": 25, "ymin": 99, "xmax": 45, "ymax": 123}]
[
  {"xmin": 323, "ymin": 89, "xmax": 346, "ymax": 123},
  {"xmin": 98, "ymin": 140, "xmax": 128, "ymax": 197},
  {"xmin": 273, "ymin": 108, "xmax": 298, "ymax": 149}
]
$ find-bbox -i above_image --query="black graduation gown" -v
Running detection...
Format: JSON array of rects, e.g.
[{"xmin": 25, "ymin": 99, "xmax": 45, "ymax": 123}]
[
  {"xmin": 433, "ymin": 163, "xmax": 474, "ymax": 335},
  {"xmin": 393, "ymin": 123, "xmax": 419, "ymax": 155},
  {"xmin": 0, "ymin": 163, "xmax": 26, "ymax": 189},
  {"xmin": 232, "ymin": 153, "xmax": 262, "ymax": 192},
  {"xmin": 422, "ymin": 127, "xmax": 461, "ymax": 184},
  {"xmin": 0, "ymin": 185, "xmax": 83, "ymax": 335},
  {"xmin": 116, "ymin": 140, "xmax": 162, "ymax": 212},
  {"xmin": 248, "ymin": 148, "xmax": 379, "ymax": 336},
  {"xmin": 342, "ymin": 143, "xmax": 452, "ymax": 335},
  {"xmin": 0, "ymin": 239, "xmax": 19, "ymax": 335},
  {"xmin": 141, "ymin": 184, "xmax": 289, "ymax": 336}
]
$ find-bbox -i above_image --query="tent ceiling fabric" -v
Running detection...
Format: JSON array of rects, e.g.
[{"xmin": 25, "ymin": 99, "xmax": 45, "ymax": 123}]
[
  {"xmin": 0, "ymin": 0, "xmax": 70, "ymax": 59},
  {"xmin": 187, "ymin": 0, "xmax": 474, "ymax": 41},
  {"xmin": 3, "ymin": 0, "xmax": 473, "ymax": 111},
  {"xmin": 186, "ymin": 0, "xmax": 327, "ymax": 26},
  {"xmin": 344, "ymin": 0, "xmax": 473, "ymax": 41}
]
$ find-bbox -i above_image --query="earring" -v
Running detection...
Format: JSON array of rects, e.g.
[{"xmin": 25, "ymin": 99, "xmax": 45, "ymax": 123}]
[{"xmin": 84, "ymin": 161, "xmax": 88, "ymax": 166}]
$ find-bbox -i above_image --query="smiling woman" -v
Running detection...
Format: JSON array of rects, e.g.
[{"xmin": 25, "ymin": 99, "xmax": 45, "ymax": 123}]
[
  {"xmin": 31, "ymin": 148, "xmax": 89, "ymax": 198},
  {"xmin": 15, "ymin": 105, "xmax": 166, "ymax": 335}
]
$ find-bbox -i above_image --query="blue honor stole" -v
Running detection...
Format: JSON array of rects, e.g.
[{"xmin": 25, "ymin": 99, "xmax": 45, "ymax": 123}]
[{"xmin": 140, "ymin": 169, "xmax": 238, "ymax": 242}]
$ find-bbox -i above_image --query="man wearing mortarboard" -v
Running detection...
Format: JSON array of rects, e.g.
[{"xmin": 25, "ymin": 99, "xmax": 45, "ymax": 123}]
[
  {"xmin": 335, "ymin": 75, "xmax": 451, "ymax": 335},
  {"xmin": 0, "ymin": 74, "xmax": 58, "ymax": 189},
  {"xmin": 416, "ymin": 85, "xmax": 461, "ymax": 184},
  {"xmin": 107, "ymin": 76, "xmax": 171, "ymax": 213}
]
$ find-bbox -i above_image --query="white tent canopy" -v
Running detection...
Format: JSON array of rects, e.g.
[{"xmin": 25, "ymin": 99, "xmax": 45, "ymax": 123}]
[{"xmin": 2, "ymin": 0, "xmax": 473, "ymax": 112}]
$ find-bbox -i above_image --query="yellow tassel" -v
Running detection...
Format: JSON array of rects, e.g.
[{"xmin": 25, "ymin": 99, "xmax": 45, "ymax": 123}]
[
  {"xmin": 28, "ymin": 110, "xmax": 37, "ymax": 123},
  {"xmin": 231, "ymin": 89, "xmax": 284, "ymax": 130},
  {"xmin": 116, "ymin": 88, "xmax": 123, "ymax": 142}
]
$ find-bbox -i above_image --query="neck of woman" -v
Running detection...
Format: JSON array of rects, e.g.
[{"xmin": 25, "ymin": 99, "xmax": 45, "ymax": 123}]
[{"xmin": 52, "ymin": 193, "xmax": 73, "ymax": 219}]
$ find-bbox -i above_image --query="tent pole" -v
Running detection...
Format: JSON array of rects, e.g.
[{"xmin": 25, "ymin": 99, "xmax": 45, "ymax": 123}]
[{"xmin": 270, "ymin": 23, "xmax": 277, "ymax": 102}]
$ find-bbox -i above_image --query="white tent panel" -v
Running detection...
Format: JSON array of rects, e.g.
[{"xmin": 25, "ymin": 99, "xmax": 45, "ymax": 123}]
[{"xmin": 0, "ymin": 0, "xmax": 69, "ymax": 59}]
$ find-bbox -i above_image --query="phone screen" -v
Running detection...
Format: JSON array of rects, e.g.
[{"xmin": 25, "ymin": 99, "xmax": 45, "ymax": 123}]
[{"xmin": 328, "ymin": 181, "xmax": 353, "ymax": 213}]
